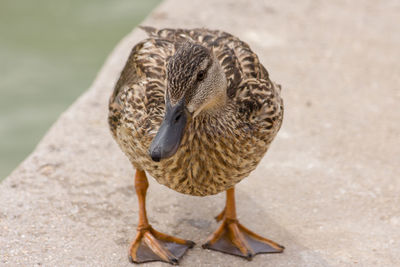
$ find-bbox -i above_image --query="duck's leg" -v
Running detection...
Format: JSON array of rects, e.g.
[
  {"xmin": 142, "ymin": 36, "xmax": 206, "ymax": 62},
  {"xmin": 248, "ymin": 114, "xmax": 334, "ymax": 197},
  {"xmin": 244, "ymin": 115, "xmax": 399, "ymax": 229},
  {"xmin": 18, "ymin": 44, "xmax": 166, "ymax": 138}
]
[
  {"xmin": 202, "ymin": 187, "xmax": 284, "ymax": 260},
  {"xmin": 129, "ymin": 170, "xmax": 195, "ymax": 265}
]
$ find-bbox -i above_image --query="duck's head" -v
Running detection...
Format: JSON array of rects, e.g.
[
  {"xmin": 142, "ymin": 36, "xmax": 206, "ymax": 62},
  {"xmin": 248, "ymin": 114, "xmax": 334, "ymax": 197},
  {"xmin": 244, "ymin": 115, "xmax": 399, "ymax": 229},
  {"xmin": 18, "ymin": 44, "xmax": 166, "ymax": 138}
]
[{"xmin": 149, "ymin": 41, "xmax": 227, "ymax": 162}]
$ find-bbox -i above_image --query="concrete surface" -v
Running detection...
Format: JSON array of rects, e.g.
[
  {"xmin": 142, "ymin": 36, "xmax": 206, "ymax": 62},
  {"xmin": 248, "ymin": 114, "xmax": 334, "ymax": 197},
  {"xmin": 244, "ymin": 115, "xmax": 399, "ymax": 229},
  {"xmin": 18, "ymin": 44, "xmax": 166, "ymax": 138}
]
[{"xmin": 1, "ymin": 0, "xmax": 399, "ymax": 266}]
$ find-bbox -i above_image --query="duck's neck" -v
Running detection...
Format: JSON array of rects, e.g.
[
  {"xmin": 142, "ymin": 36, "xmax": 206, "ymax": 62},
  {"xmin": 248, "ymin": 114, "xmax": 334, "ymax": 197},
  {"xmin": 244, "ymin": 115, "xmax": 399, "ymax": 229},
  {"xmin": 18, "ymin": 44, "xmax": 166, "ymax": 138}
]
[
  {"xmin": 207, "ymin": 89, "xmax": 228, "ymax": 112},
  {"xmin": 192, "ymin": 95, "xmax": 236, "ymax": 137},
  {"xmin": 192, "ymin": 86, "xmax": 229, "ymax": 119}
]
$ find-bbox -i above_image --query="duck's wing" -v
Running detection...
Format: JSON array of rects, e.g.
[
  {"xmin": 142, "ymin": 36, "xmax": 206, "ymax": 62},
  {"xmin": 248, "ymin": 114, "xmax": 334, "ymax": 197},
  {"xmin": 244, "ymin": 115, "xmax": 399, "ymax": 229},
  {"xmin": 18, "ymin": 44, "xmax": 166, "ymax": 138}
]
[
  {"xmin": 108, "ymin": 34, "xmax": 175, "ymax": 137},
  {"xmin": 233, "ymin": 78, "xmax": 283, "ymax": 144}
]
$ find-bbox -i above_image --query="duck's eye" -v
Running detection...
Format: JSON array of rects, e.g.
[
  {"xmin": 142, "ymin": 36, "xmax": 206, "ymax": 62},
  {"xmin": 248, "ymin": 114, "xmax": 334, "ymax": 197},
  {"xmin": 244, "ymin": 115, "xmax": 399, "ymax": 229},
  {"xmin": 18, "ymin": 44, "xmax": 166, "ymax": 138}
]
[{"xmin": 197, "ymin": 70, "xmax": 206, "ymax": 81}]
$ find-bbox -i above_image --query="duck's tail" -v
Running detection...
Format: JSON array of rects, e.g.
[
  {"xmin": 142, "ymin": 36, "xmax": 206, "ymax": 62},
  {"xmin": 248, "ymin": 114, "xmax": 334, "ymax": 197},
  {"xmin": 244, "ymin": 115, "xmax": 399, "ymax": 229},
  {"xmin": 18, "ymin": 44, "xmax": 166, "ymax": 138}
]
[{"xmin": 138, "ymin": 25, "xmax": 158, "ymax": 36}]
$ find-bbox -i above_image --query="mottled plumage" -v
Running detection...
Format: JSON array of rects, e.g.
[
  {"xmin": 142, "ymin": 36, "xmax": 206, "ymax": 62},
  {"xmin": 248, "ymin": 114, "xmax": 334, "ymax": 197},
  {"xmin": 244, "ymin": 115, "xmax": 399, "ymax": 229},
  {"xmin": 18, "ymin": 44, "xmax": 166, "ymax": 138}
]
[{"xmin": 108, "ymin": 27, "xmax": 283, "ymax": 196}]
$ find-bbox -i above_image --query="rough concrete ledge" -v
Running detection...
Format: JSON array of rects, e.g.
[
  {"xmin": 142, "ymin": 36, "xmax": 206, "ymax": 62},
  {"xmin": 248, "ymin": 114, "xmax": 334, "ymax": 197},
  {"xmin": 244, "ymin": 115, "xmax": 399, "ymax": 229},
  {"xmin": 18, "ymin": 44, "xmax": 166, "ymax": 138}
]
[{"xmin": 1, "ymin": 0, "xmax": 399, "ymax": 266}]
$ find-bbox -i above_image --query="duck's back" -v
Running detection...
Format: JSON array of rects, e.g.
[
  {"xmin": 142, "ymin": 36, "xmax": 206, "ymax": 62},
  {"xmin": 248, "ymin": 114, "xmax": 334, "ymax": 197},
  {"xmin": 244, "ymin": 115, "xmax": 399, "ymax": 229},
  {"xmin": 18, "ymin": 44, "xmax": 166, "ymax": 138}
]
[{"xmin": 108, "ymin": 27, "xmax": 283, "ymax": 196}]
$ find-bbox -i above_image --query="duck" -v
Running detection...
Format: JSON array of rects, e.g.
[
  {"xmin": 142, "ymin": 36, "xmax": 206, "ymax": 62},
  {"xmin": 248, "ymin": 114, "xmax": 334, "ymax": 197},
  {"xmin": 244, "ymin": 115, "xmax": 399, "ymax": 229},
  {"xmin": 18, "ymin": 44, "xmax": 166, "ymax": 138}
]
[{"xmin": 108, "ymin": 26, "xmax": 284, "ymax": 265}]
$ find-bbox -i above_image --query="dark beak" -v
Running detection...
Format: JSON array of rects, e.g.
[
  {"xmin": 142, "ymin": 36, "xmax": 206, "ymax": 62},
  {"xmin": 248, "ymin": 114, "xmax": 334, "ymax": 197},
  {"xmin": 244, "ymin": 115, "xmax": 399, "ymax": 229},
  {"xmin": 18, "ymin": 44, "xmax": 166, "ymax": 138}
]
[{"xmin": 149, "ymin": 98, "xmax": 189, "ymax": 162}]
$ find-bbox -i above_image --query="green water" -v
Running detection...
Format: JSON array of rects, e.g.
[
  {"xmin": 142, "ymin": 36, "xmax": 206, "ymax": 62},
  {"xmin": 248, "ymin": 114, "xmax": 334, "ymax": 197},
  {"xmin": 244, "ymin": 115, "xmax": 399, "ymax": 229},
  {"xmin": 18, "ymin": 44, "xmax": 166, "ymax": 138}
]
[{"xmin": 0, "ymin": 0, "xmax": 161, "ymax": 180}]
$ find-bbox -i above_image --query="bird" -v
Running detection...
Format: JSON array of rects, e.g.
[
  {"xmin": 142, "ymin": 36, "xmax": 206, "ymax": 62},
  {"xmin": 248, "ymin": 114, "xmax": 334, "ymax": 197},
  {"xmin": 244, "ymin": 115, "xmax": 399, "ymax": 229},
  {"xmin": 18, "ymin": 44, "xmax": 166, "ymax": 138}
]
[{"xmin": 108, "ymin": 26, "xmax": 284, "ymax": 265}]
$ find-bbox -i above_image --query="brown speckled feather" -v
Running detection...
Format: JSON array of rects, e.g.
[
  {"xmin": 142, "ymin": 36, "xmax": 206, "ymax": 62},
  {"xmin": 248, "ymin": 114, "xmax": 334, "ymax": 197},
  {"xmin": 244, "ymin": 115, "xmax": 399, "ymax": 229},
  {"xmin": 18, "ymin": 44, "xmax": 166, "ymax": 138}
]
[{"xmin": 109, "ymin": 27, "xmax": 283, "ymax": 196}]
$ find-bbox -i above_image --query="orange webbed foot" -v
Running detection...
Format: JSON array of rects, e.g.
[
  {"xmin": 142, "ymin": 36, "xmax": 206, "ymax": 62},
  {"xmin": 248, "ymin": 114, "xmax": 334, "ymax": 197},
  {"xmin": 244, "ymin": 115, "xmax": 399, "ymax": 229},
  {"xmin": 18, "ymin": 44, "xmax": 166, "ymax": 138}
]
[
  {"xmin": 202, "ymin": 217, "xmax": 283, "ymax": 260},
  {"xmin": 129, "ymin": 225, "xmax": 195, "ymax": 265},
  {"xmin": 204, "ymin": 188, "xmax": 284, "ymax": 260}
]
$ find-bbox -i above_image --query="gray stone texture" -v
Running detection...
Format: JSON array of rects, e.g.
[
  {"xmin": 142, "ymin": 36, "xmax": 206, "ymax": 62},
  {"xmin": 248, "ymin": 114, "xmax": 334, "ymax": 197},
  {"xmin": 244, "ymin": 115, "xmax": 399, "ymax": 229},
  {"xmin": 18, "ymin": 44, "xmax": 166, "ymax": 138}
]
[{"xmin": 1, "ymin": 0, "xmax": 399, "ymax": 266}]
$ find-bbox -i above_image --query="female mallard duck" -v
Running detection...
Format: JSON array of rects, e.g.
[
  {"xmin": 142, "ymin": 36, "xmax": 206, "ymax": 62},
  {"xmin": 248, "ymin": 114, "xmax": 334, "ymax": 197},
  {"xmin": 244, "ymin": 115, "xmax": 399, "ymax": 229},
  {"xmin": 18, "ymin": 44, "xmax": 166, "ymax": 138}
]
[{"xmin": 108, "ymin": 26, "xmax": 284, "ymax": 264}]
